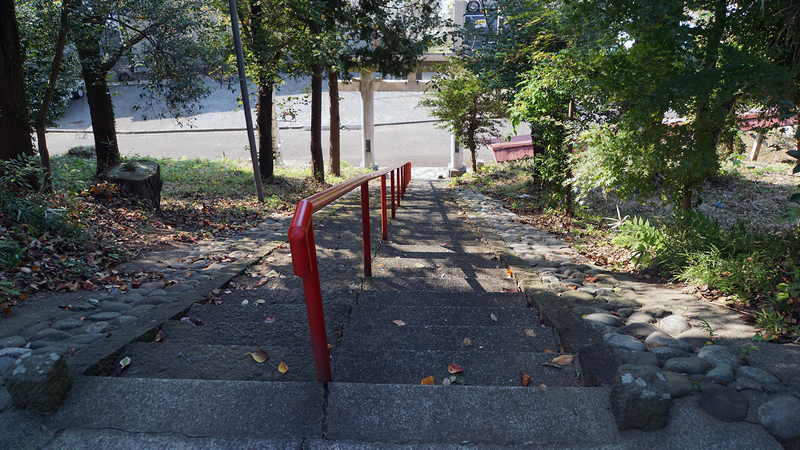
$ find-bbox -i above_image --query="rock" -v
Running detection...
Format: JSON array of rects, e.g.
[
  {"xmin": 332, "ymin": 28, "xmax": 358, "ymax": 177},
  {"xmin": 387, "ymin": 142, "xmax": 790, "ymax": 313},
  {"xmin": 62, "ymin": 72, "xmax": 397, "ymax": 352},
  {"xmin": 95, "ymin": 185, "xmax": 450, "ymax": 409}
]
[
  {"xmin": 627, "ymin": 312, "xmax": 656, "ymax": 324},
  {"xmin": 619, "ymin": 351, "xmax": 662, "ymax": 368},
  {"xmin": 674, "ymin": 329, "xmax": 711, "ymax": 348},
  {"xmin": 0, "ymin": 357, "xmax": 15, "ymax": 377},
  {"xmin": 0, "ymin": 336, "xmax": 26, "ymax": 349},
  {"xmin": 705, "ymin": 362, "xmax": 735, "ymax": 383},
  {"xmin": 604, "ymin": 333, "xmax": 647, "ymax": 352},
  {"xmin": 50, "ymin": 319, "xmax": 84, "ymax": 331},
  {"xmin": 99, "ymin": 302, "xmax": 132, "ymax": 313},
  {"xmin": 662, "ymin": 357, "xmax": 712, "ymax": 375},
  {"xmin": 561, "ymin": 290, "xmax": 595, "ymax": 303},
  {"xmin": 607, "ymin": 298, "xmax": 644, "ymax": 309},
  {"xmin": 27, "ymin": 341, "xmax": 51, "ymax": 350},
  {"xmin": 640, "ymin": 306, "xmax": 671, "ymax": 318},
  {"xmin": 147, "ymin": 289, "xmax": 167, "ymax": 297},
  {"xmin": 29, "ymin": 329, "xmax": 72, "ymax": 342},
  {"xmin": 19, "ymin": 323, "xmax": 50, "ymax": 338},
  {"xmin": 758, "ymin": 396, "xmax": 800, "ymax": 440},
  {"xmin": 610, "ymin": 364, "xmax": 671, "ymax": 430},
  {"xmin": 735, "ymin": 366, "xmax": 782, "ymax": 386},
  {"xmin": 650, "ymin": 347, "xmax": 694, "ymax": 365},
  {"xmin": 697, "ymin": 345, "xmax": 745, "ymax": 368},
  {"xmin": 120, "ymin": 293, "xmax": 144, "ymax": 304},
  {"xmin": 65, "ymin": 333, "xmax": 107, "ymax": 345},
  {"xmin": 658, "ymin": 315, "xmax": 691, "ymax": 334},
  {"xmin": 113, "ymin": 316, "xmax": 138, "ymax": 326},
  {"xmin": 125, "ymin": 305, "xmax": 156, "ymax": 316},
  {"xmin": 697, "ymin": 385, "xmax": 749, "ymax": 422},
  {"xmin": 84, "ymin": 321, "xmax": 110, "ymax": 334},
  {"xmin": 619, "ymin": 323, "xmax": 661, "ymax": 339},
  {"xmin": 583, "ymin": 313, "xmax": 625, "ymax": 327},
  {"xmin": 572, "ymin": 306, "xmax": 611, "ymax": 317},
  {"xmin": 662, "ymin": 371, "xmax": 693, "ymax": 398},
  {"xmin": 644, "ymin": 332, "xmax": 695, "ymax": 353},
  {"xmin": 617, "ymin": 308, "xmax": 635, "ymax": 318},
  {"xmin": 5, "ymin": 352, "xmax": 72, "ymax": 412},
  {"xmin": 0, "ymin": 386, "xmax": 12, "ymax": 413},
  {"xmin": 734, "ymin": 377, "xmax": 764, "ymax": 392},
  {"xmin": 585, "ymin": 322, "xmax": 618, "ymax": 335},
  {"xmin": 138, "ymin": 281, "xmax": 166, "ymax": 292},
  {"xmin": 165, "ymin": 284, "xmax": 192, "ymax": 294},
  {"xmin": 84, "ymin": 312, "xmax": 122, "ymax": 322},
  {"xmin": 0, "ymin": 348, "xmax": 31, "ymax": 360}
]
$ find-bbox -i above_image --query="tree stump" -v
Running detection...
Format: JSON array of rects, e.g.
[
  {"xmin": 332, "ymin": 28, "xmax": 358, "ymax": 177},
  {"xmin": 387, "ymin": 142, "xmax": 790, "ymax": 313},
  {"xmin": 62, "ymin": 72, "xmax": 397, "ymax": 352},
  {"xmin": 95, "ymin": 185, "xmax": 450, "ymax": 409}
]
[{"xmin": 103, "ymin": 160, "xmax": 163, "ymax": 210}]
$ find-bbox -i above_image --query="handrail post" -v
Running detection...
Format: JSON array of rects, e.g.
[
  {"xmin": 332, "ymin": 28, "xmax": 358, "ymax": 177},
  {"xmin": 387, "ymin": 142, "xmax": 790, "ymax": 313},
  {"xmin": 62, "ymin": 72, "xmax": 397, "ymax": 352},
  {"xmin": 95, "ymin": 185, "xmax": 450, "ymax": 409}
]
[
  {"xmin": 360, "ymin": 182, "xmax": 372, "ymax": 277},
  {"xmin": 288, "ymin": 205, "xmax": 331, "ymax": 383},
  {"xmin": 381, "ymin": 174, "xmax": 388, "ymax": 240},
  {"xmin": 396, "ymin": 168, "xmax": 402, "ymax": 206},
  {"xmin": 390, "ymin": 170, "xmax": 396, "ymax": 219}
]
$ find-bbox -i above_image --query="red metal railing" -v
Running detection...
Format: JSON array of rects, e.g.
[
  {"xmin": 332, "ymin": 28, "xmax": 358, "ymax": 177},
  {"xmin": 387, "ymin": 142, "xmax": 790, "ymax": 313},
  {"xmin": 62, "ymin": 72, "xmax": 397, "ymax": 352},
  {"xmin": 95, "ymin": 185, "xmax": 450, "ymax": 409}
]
[{"xmin": 288, "ymin": 162, "xmax": 411, "ymax": 382}]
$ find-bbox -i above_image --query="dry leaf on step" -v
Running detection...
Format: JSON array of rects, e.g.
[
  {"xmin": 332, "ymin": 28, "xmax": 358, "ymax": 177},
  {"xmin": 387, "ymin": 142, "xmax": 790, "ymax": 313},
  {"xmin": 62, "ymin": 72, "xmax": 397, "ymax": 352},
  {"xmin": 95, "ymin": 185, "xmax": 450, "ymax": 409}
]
[
  {"xmin": 551, "ymin": 355, "xmax": 574, "ymax": 366},
  {"xmin": 421, "ymin": 376, "xmax": 435, "ymax": 385},
  {"xmin": 278, "ymin": 361, "xmax": 289, "ymax": 373},
  {"xmin": 463, "ymin": 337, "xmax": 473, "ymax": 346},
  {"xmin": 392, "ymin": 320, "xmax": 406, "ymax": 326},
  {"xmin": 448, "ymin": 363, "xmax": 464, "ymax": 374},
  {"xmin": 524, "ymin": 329, "xmax": 538, "ymax": 337},
  {"xmin": 250, "ymin": 350, "xmax": 269, "ymax": 363}
]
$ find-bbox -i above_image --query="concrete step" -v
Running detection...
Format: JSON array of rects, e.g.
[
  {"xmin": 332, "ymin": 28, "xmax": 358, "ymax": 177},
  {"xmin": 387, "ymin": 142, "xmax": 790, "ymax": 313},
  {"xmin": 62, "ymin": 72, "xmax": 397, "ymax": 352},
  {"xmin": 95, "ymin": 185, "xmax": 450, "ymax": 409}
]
[
  {"xmin": 348, "ymin": 305, "xmax": 540, "ymax": 328},
  {"xmin": 158, "ymin": 318, "xmax": 340, "ymax": 347},
  {"xmin": 330, "ymin": 349, "xmax": 580, "ymax": 386},
  {"xmin": 339, "ymin": 324, "xmax": 559, "ymax": 353},
  {"xmin": 356, "ymin": 290, "xmax": 528, "ymax": 308},
  {"xmin": 50, "ymin": 377, "xmax": 323, "ymax": 439},
  {"xmin": 372, "ymin": 257, "xmax": 507, "ymax": 278},
  {"xmin": 118, "ymin": 342, "xmax": 317, "ymax": 382},
  {"xmin": 44, "ymin": 429, "xmax": 303, "ymax": 450},
  {"xmin": 363, "ymin": 276, "xmax": 517, "ymax": 292},
  {"xmin": 377, "ymin": 242, "xmax": 496, "ymax": 257},
  {"xmin": 186, "ymin": 303, "xmax": 351, "ymax": 326},
  {"xmin": 214, "ymin": 289, "xmax": 358, "ymax": 306},
  {"xmin": 325, "ymin": 383, "xmax": 617, "ymax": 446}
]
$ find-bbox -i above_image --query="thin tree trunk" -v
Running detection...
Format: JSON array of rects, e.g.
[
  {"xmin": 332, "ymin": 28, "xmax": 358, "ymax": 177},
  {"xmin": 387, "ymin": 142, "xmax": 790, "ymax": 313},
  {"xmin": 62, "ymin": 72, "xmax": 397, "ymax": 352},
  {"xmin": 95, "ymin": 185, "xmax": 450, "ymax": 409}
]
[
  {"xmin": 565, "ymin": 99, "xmax": 575, "ymax": 215},
  {"xmin": 0, "ymin": 0, "xmax": 35, "ymax": 163},
  {"xmin": 35, "ymin": 0, "xmax": 72, "ymax": 192},
  {"xmin": 310, "ymin": 62, "xmax": 324, "ymax": 182},
  {"xmin": 257, "ymin": 82, "xmax": 274, "ymax": 179},
  {"xmin": 329, "ymin": 70, "xmax": 340, "ymax": 177}
]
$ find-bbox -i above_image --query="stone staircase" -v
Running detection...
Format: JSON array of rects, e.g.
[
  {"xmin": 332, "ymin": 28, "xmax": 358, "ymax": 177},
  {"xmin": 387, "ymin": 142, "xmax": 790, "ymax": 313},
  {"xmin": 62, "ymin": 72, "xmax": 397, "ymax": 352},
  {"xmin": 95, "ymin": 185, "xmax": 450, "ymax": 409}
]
[{"xmin": 37, "ymin": 180, "xmax": 686, "ymax": 450}]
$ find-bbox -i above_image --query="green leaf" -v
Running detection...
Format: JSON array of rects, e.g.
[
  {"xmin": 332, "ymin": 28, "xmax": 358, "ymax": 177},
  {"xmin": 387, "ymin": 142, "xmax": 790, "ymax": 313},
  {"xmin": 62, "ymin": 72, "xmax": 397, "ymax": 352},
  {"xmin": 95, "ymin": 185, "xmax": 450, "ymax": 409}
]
[{"xmin": 790, "ymin": 193, "xmax": 800, "ymax": 203}]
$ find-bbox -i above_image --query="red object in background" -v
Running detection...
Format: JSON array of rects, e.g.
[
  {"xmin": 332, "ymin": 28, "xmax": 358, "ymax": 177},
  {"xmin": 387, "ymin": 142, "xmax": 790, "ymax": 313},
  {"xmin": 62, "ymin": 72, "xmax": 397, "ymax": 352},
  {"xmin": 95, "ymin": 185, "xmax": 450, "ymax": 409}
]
[{"xmin": 488, "ymin": 135, "xmax": 544, "ymax": 162}]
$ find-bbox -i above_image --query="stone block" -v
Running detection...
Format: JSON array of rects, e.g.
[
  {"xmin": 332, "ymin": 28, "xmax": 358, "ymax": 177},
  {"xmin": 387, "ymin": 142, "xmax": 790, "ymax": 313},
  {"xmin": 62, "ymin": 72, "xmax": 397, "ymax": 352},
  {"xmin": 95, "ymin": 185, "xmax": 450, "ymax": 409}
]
[
  {"xmin": 611, "ymin": 364, "xmax": 671, "ymax": 430},
  {"xmin": 5, "ymin": 352, "xmax": 72, "ymax": 412}
]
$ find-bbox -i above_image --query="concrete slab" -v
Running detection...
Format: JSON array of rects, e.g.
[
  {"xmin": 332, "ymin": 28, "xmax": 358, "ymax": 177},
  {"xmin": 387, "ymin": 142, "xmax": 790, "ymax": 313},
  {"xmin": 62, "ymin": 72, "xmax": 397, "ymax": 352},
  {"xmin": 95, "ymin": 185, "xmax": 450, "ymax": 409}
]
[
  {"xmin": 339, "ymin": 324, "xmax": 559, "ymax": 353},
  {"xmin": 330, "ymin": 349, "xmax": 580, "ymax": 386},
  {"xmin": 325, "ymin": 383, "xmax": 617, "ymax": 445},
  {"xmin": 118, "ymin": 343, "xmax": 317, "ymax": 382},
  {"xmin": 50, "ymin": 377, "xmax": 324, "ymax": 439},
  {"xmin": 348, "ymin": 305, "xmax": 540, "ymax": 328},
  {"xmin": 363, "ymin": 277, "xmax": 517, "ymax": 292},
  {"xmin": 356, "ymin": 290, "xmax": 528, "ymax": 308},
  {"xmin": 306, "ymin": 440, "xmax": 621, "ymax": 449},
  {"xmin": 44, "ymin": 429, "xmax": 302, "ymax": 450},
  {"xmin": 158, "ymin": 319, "xmax": 337, "ymax": 347},
  {"xmin": 186, "ymin": 303, "xmax": 351, "ymax": 326}
]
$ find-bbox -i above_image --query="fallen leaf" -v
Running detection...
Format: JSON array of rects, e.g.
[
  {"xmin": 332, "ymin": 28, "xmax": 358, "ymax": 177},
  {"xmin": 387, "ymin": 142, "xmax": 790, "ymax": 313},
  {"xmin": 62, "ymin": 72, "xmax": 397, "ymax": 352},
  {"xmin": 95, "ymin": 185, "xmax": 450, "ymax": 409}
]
[
  {"xmin": 250, "ymin": 350, "xmax": 269, "ymax": 363},
  {"xmin": 256, "ymin": 299, "xmax": 266, "ymax": 304},
  {"xmin": 442, "ymin": 378, "xmax": 452, "ymax": 386},
  {"xmin": 519, "ymin": 369, "xmax": 531, "ymax": 387},
  {"xmin": 257, "ymin": 278, "xmax": 269, "ymax": 286},
  {"xmin": 67, "ymin": 346, "xmax": 77, "ymax": 356},
  {"xmin": 524, "ymin": 329, "xmax": 538, "ymax": 337},
  {"xmin": 421, "ymin": 376, "xmax": 435, "ymax": 385},
  {"xmin": 544, "ymin": 349, "xmax": 554, "ymax": 354},
  {"xmin": 585, "ymin": 276, "xmax": 600, "ymax": 283},
  {"xmin": 278, "ymin": 361, "xmax": 289, "ymax": 373},
  {"xmin": 439, "ymin": 243, "xmax": 448, "ymax": 247},
  {"xmin": 392, "ymin": 320, "xmax": 406, "ymax": 326},
  {"xmin": 567, "ymin": 285, "xmax": 578, "ymax": 290},
  {"xmin": 552, "ymin": 355, "xmax": 574, "ymax": 366},
  {"xmin": 463, "ymin": 337, "xmax": 473, "ymax": 346},
  {"xmin": 119, "ymin": 356, "xmax": 131, "ymax": 369},
  {"xmin": 264, "ymin": 316, "xmax": 276, "ymax": 324},
  {"xmin": 266, "ymin": 270, "xmax": 279, "ymax": 278},
  {"xmin": 448, "ymin": 363, "xmax": 464, "ymax": 374},
  {"xmin": 541, "ymin": 362, "xmax": 563, "ymax": 369},
  {"xmin": 490, "ymin": 313, "xmax": 498, "ymax": 322},
  {"xmin": 327, "ymin": 344, "xmax": 334, "ymax": 349},
  {"xmin": 265, "ymin": 257, "xmax": 276, "ymax": 263},
  {"xmin": 154, "ymin": 330, "xmax": 163, "ymax": 342}
]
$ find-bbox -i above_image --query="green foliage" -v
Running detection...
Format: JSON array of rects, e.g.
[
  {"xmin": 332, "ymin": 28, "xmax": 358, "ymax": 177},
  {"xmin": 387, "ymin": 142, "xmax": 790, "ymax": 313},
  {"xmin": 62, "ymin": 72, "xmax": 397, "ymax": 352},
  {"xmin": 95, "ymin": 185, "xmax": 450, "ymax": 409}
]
[
  {"xmin": 419, "ymin": 60, "xmax": 507, "ymax": 173},
  {"xmin": 611, "ymin": 216, "xmax": 666, "ymax": 269}
]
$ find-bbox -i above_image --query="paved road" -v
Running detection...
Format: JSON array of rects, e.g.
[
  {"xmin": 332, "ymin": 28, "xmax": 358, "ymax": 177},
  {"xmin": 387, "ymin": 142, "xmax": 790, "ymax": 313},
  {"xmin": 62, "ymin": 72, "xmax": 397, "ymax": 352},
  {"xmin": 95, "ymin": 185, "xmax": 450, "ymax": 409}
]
[{"xmin": 43, "ymin": 77, "xmax": 528, "ymax": 169}]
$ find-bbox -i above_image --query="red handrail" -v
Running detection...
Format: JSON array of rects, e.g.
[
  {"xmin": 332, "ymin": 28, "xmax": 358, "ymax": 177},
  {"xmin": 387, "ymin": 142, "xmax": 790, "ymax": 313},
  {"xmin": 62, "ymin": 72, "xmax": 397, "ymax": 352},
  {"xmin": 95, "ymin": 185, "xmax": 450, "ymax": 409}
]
[{"xmin": 288, "ymin": 162, "xmax": 412, "ymax": 382}]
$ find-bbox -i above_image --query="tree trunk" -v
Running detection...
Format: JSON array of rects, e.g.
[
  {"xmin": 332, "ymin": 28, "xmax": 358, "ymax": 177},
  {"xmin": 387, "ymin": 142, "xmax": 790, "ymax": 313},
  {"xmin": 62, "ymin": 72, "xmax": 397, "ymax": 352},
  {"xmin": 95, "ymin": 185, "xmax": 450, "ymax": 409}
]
[
  {"xmin": 104, "ymin": 160, "xmax": 163, "ymax": 210},
  {"xmin": 310, "ymin": 63, "xmax": 325, "ymax": 182},
  {"xmin": 35, "ymin": 0, "xmax": 72, "ymax": 192},
  {"xmin": 329, "ymin": 71, "xmax": 341, "ymax": 177},
  {"xmin": 77, "ymin": 41, "xmax": 121, "ymax": 176},
  {"xmin": 0, "ymin": 0, "xmax": 34, "ymax": 162},
  {"xmin": 257, "ymin": 82, "xmax": 274, "ymax": 179}
]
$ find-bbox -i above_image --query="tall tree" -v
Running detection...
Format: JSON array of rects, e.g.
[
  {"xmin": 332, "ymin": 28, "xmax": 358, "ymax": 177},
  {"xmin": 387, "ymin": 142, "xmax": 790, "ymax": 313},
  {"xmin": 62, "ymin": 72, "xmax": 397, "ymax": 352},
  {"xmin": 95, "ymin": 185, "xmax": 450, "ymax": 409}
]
[
  {"xmin": 71, "ymin": 0, "xmax": 223, "ymax": 175},
  {"xmin": 0, "ymin": 0, "xmax": 34, "ymax": 162}
]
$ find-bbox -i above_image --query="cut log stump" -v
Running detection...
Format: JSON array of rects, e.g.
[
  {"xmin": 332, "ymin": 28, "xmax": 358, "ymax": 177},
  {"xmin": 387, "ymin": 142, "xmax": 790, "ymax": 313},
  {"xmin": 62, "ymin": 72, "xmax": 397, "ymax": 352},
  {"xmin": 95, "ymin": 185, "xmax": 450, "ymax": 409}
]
[{"xmin": 103, "ymin": 160, "xmax": 163, "ymax": 210}]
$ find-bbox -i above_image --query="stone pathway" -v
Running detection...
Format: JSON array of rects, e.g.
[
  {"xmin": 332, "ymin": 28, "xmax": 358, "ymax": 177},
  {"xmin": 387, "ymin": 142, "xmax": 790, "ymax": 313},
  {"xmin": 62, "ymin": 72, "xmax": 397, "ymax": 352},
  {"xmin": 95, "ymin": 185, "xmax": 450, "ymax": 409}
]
[{"xmin": 453, "ymin": 188, "xmax": 800, "ymax": 444}]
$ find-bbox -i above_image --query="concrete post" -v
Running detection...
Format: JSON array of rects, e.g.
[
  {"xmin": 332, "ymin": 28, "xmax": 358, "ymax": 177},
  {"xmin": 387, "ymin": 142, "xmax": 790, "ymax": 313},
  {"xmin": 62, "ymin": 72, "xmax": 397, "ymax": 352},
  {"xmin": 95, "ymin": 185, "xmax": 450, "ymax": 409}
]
[
  {"xmin": 449, "ymin": 133, "xmax": 466, "ymax": 177},
  {"xmin": 749, "ymin": 129, "xmax": 765, "ymax": 162},
  {"xmin": 360, "ymin": 71, "xmax": 377, "ymax": 169}
]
